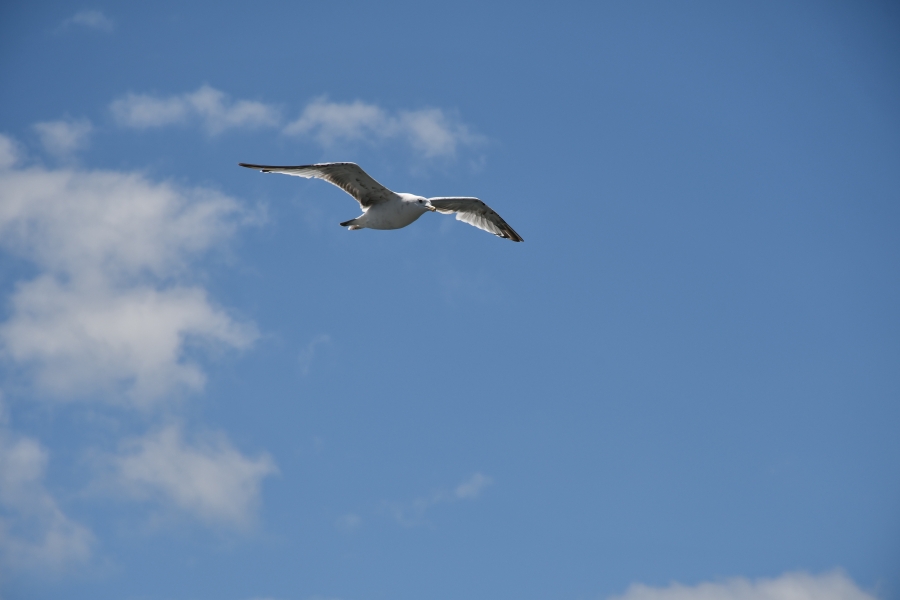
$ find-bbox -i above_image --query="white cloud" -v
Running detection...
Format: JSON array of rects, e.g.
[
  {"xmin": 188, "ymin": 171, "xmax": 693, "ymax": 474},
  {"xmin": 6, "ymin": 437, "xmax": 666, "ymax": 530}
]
[
  {"xmin": 0, "ymin": 131, "xmax": 274, "ymax": 543},
  {"xmin": 0, "ymin": 133, "xmax": 21, "ymax": 169},
  {"xmin": 111, "ymin": 94, "xmax": 187, "ymax": 129},
  {"xmin": 111, "ymin": 424, "xmax": 276, "ymax": 527},
  {"xmin": 0, "ymin": 163, "xmax": 245, "ymax": 279},
  {"xmin": 284, "ymin": 99, "xmax": 387, "ymax": 145},
  {"xmin": 335, "ymin": 513, "xmax": 361, "ymax": 532},
  {"xmin": 0, "ymin": 417, "xmax": 94, "ymax": 570},
  {"xmin": 454, "ymin": 472, "xmax": 492, "ymax": 499},
  {"xmin": 298, "ymin": 334, "xmax": 331, "ymax": 376},
  {"xmin": 0, "ymin": 134, "xmax": 258, "ymax": 405},
  {"xmin": 391, "ymin": 472, "xmax": 492, "ymax": 526},
  {"xmin": 111, "ymin": 85, "xmax": 280, "ymax": 134},
  {"xmin": 3, "ymin": 278, "xmax": 254, "ymax": 403},
  {"xmin": 608, "ymin": 571, "xmax": 877, "ymax": 600},
  {"xmin": 34, "ymin": 118, "xmax": 93, "ymax": 157},
  {"xmin": 284, "ymin": 98, "xmax": 483, "ymax": 158},
  {"xmin": 109, "ymin": 88, "xmax": 480, "ymax": 156},
  {"xmin": 61, "ymin": 10, "xmax": 114, "ymax": 32},
  {"xmin": 399, "ymin": 108, "xmax": 476, "ymax": 158}
]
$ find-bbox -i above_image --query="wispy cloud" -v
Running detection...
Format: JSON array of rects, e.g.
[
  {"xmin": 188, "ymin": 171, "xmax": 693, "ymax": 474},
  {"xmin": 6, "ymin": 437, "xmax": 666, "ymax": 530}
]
[
  {"xmin": 109, "ymin": 424, "xmax": 277, "ymax": 528},
  {"xmin": 285, "ymin": 98, "xmax": 484, "ymax": 158},
  {"xmin": 110, "ymin": 85, "xmax": 280, "ymax": 134},
  {"xmin": 0, "ymin": 134, "xmax": 21, "ymax": 169},
  {"xmin": 390, "ymin": 472, "xmax": 493, "ymax": 526},
  {"xmin": 335, "ymin": 513, "xmax": 361, "ymax": 533},
  {"xmin": 60, "ymin": 9, "xmax": 114, "ymax": 32},
  {"xmin": 0, "ymin": 133, "xmax": 258, "ymax": 406},
  {"xmin": 298, "ymin": 334, "xmax": 331, "ymax": 376},
  {"xmin": 108, "ymin": 87, "xmax": 482, "ymax": 159},
  {"xmin": 33, "ymin": 118, "xmax": 92, "ymax": 157},
  {"xmin": 0, "ymin": 408, "xmax": 94, "ymax": 570},
  {"xmin": 453, "ymin": 472, "xmax": 492, "ymax": 499},
  {"xmin": 608, "ymin": 571, "xmax": 876, "ymax": 600}
]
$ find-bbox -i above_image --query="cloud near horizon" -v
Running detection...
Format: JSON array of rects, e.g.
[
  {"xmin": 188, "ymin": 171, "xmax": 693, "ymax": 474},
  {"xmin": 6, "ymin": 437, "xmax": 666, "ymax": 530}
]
[
  {"xmin": 0, "ymin": 133, "xmax": 258, "ymax": 406},
  {"xmin": 607, "ymin": 571, "xmax": 877, "ymax": 600}
]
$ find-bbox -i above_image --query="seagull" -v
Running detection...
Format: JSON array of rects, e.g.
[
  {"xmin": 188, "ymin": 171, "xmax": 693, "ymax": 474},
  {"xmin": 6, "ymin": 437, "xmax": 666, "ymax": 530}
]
[{"xmin": 238, "ymin": 162, "xmax": 523, "ymax": 242}]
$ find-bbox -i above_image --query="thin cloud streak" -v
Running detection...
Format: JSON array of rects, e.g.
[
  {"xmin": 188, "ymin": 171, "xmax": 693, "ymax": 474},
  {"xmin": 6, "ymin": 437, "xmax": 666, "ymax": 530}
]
[
  {"xmin": 454, "ymin": 472, "xmax": 492, "ymax": 499},
  {"xmin": 608, "ymin": 571, "xmax": 877, "ymax": 600},
  {"xmin": 60, "ymin": 10, "xmax": 114, "ymax": 32},
  {"xmin": 335, "ymin": 513, "xmax": 361, "ymax": 532},
  {"xmin": 390, "ymin": 472, "xmax": 493, "ymax": 526},
  {"xmin": 298, "ymin": 334, "xmax": 331, "ymax": 376}
]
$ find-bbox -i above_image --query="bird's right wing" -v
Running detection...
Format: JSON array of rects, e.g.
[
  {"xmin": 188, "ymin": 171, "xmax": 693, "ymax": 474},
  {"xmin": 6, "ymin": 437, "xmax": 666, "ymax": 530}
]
[
  {"xmin": 429, "ymin": 197, "xmax": 524, "ymax": 242},
  {"xmin": 238, "ymin": 162, "xmax": 394, "ymax": 208}
]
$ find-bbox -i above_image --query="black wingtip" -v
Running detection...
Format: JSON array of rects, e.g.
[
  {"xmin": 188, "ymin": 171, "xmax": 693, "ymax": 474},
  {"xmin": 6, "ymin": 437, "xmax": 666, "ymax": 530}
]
[
  {"xmin": 239, "ymin": 162, "xmax": 273, "ymax": 173},
  {"xmin": 502, "ymin": 226, "xmax": 524, "ymax": 242}
]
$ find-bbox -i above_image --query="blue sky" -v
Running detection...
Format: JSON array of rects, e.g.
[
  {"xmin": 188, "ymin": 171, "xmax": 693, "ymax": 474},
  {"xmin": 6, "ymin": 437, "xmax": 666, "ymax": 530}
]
[{"xmin": 0, "ymin": 2, "xmax": 898, "ymax": 600}]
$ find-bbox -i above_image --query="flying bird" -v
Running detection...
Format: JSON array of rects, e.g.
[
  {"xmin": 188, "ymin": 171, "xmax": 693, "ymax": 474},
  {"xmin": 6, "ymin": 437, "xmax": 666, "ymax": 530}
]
[{"xmin": 238, "ymin": 162, "xmax": 523, "ymax": 242}]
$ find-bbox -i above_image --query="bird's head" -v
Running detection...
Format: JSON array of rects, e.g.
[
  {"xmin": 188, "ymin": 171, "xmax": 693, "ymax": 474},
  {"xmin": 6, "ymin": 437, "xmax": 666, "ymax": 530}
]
[{"xmin": 416, "ymin": 197, "xmax": 436, "ymax": 212}]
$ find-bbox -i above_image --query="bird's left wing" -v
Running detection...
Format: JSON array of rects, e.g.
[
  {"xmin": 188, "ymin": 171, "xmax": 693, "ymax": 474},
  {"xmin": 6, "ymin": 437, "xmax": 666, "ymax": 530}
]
[
  {"xmin": 238, "ymin": 162, "xmax": 394, "ymax": 208},
  {"xmin": 428, "ymin": 197, "xmax": 524, "ymax": 242}
]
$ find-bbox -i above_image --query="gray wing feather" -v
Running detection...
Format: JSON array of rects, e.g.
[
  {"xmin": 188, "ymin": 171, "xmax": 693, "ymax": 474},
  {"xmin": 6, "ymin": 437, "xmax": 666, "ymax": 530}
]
[
  {"xmin": 239, "ymin": 162, "xmax": 394, "ymax": 208},
  {"xmin": 429, "ymin": 197, "xmax": 524, "ymax": 242}
]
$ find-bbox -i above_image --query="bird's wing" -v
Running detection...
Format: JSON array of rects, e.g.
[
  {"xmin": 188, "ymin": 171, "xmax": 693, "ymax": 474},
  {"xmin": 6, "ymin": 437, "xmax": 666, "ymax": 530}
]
[
  {"xmin": 428, "ymin": 197, "xmax": 524, "ymax": 242},
  {"xmin": 238, "ymin": 162, "xmax": 394, "ymax": 208}
]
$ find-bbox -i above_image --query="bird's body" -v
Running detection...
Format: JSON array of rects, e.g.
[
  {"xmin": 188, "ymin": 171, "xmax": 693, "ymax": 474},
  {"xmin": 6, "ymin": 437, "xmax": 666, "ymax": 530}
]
[
  {"xmin": 344, "ymin": 192, "xmax": 430, "ymax": 231},
  {"xmin": 238, "ymin": 162, "xmax": 523, "ymax": 242}
]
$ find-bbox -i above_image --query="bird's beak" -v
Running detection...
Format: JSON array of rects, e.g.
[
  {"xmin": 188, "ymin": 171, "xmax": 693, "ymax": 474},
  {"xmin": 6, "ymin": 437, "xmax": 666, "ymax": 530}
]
[{"xmin": 427, "ymin": 205, "xmax": 436, "ymax": 212}]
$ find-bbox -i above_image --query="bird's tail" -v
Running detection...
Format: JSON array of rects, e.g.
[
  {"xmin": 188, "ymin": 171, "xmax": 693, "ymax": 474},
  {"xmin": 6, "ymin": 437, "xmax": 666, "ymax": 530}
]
[{"xmin": 340, "ymin": 217, "xmax": 363, "ymax": 230}]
